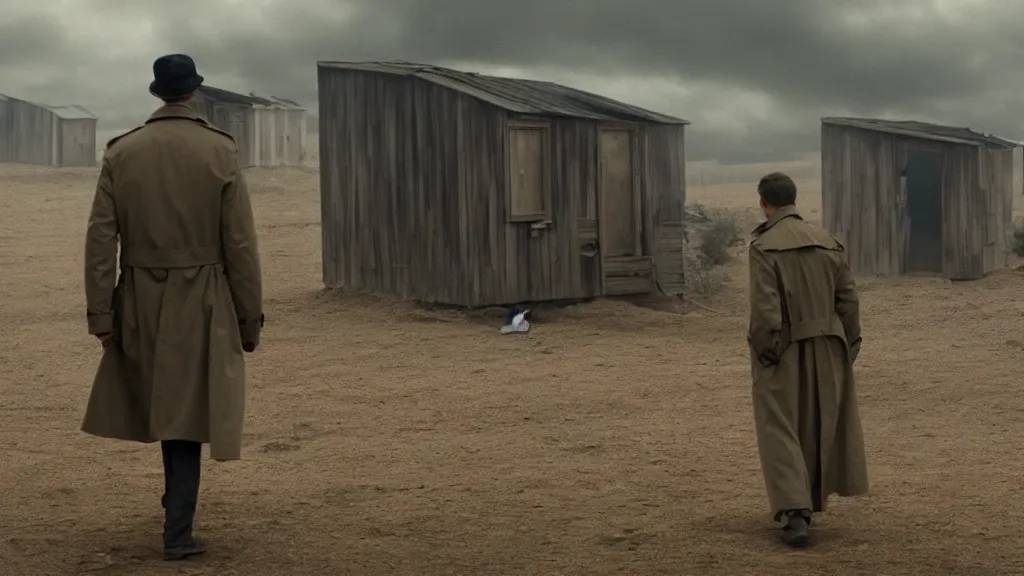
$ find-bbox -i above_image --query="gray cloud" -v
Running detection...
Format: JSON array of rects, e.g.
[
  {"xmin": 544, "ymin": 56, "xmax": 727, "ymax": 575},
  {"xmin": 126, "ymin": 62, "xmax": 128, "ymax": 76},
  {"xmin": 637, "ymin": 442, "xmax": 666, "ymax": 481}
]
[
  {"xmin": 0, "ymin": 14, "xmax": 71, "ymax": 68},
  {"xmin": 3, "ymin": 0, "xmax": 1023, "ymax": 161}
]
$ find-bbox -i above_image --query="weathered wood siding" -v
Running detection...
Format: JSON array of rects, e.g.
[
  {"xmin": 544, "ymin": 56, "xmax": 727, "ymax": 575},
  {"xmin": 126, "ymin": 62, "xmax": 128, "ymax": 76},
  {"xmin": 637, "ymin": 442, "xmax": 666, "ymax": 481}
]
[
  {"xmin": 57, "ymin": 118, "xmax": 97, "ymax": 167},
  {"xmin": 280, "ymin": 108, "xmax": 307, "ymax": 164},
  {"xmin": 252, "ymin": 107, "xmax": 306, "ymax": 167},
  {"xmin": 979, "ymin": 147, "xmax": 1014, "ymax": 274},
  {"xmin": 194, "ymin": 93, "xmax": 308, "ymax": 168},
  {"xmin": 643, "ymin": 125, "xmax": 687, "ymax": 295},
  {"xmin": 0, "ymin": 98, "xmax": 96, "ymax": 167},
  {"xmin": 0, "ymin": 97, "xmax": 9, "ymax": 162},
  {"xmin": 1, "ymin": 99, "xmax": 55, "ymax": 165},
  {"xmin": 319, "ymin": 68, "xmax": 686, "ymax": 306},
  {"xmin": 822, "ymin": 124, "xmax": 901, "ymax": 275},
  {"xmin": 509, "ymin": 116, "xmax": 600, "ymax": 303},
  {"xmin": 822, "ymin": 123, "xmax": 1014, "ymax": 280},
  {"xmin": 191, "ymin": 95, "xmax": 254, "ymax": 165},
  {"xmin": 319, "ymin": 68, "xmax": 491, "ymax": 304}
]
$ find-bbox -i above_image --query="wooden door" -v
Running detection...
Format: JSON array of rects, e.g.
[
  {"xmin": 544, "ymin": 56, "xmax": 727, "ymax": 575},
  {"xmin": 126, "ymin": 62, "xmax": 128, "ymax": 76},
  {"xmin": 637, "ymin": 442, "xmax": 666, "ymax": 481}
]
[{"xmin": 598, "ymin": 128, "xmax": 653, "ymax": 295}]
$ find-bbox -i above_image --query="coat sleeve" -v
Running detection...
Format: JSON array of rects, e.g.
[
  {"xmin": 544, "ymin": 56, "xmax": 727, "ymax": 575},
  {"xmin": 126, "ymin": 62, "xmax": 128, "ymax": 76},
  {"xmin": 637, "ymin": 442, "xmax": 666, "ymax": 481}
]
[
  {"xmin": 84, "ymin": 158, "xmax": 119, "ymax": 335},
  {"xmin": 834, "ymin": 251, "xmax": 861, "ymax": 363},
  {"xmin": 747, "ymin": 246, "xmax": 784, "ymax": 366},
  {"xmin": 221, "ymin": 152, "xmax": 264, "ymax": 346}
]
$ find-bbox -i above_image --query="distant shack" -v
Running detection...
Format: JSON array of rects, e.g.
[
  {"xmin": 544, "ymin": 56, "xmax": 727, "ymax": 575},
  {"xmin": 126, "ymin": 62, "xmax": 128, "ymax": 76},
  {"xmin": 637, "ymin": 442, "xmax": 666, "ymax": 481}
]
[
  {"xmin": 0, "ymin": 94, "xmax": 97, "ymax": 167},
  {"xmin": 190, "ymin": 86, "xmax": 307, "ymax": 167},
  {"xmin": 317, "ymin": 61, "xmax": 689, "ymax": 307},
  {"xmin": 821, "ymin": 117, "xmax": 1018, "ymax": 280}
]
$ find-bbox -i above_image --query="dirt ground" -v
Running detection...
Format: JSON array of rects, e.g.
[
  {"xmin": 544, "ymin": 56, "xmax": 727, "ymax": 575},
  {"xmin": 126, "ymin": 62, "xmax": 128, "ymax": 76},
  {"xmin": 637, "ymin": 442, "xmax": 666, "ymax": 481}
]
[{"xmin": 1, "ymin": 164, "xmax": 1023, "ymax": 576}]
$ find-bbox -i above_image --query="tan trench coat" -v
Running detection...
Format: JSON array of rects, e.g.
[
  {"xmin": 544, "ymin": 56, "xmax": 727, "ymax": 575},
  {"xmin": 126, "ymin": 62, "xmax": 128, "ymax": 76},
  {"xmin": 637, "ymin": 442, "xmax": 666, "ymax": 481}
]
[
  {"xmin": 81, "ymin": 104, "xmax": 263, "ymax": 461},
  {"xmin": 747, "ymin": 206, "xmax": 868, "ymax": 519}
]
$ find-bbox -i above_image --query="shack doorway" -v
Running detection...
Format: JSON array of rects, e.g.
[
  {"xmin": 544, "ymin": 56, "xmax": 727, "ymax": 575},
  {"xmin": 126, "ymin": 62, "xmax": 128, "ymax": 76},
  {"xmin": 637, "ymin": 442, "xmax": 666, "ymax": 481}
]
[{"xmin": 904, "ymin": 149, "xmax": 944, "ymax": 274}]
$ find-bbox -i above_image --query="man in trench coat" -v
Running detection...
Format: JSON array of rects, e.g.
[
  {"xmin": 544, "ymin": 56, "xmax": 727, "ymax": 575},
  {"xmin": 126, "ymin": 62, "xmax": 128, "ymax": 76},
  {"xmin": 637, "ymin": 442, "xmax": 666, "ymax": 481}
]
[
  {"xmin": 82, "ymin": 54, "xmax": 264, "ymax": 560},
  {"xmin": 747, "ymin": 172, "xmax": 868, "ymax": 548}
]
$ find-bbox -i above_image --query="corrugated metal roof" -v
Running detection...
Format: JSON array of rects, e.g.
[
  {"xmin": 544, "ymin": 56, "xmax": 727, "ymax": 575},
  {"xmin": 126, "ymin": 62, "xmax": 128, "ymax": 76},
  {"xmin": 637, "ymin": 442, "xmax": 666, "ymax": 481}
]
[
  {"xmin": 269, "ymin": 96, "xmax": 303, "ymax": 109},
  {"xmin": 198, "ymin": 85, "xmax": 306, "ymax": 110},
  {"xmin": 0, "ymin": 92, "xmax": 96, "ymax": 118},
  {"xmin": 318, "ymin": 61, "xmax": 688, "ymax": 125},
  {"xmin": 44, "ymin": 104, "xmax": 97, "ymax": 120},
  {"xmin": 198, "ymin": 85, "xmax": 272, "ymax": 106},
  {"xmin": 822, "ymin": 117, "xmax": 1017, "ymax": 149}
]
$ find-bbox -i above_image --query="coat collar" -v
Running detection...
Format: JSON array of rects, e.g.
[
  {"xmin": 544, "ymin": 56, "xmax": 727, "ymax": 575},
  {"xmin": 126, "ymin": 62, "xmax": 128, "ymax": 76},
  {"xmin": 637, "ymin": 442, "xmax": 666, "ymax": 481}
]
[
  {"xmin": 146, "ymin": 103, "xmax": 208, "ymax": 124},
  {"xmin": 751, "ymin": 205, "xmax": 802, "ymax": 236}
]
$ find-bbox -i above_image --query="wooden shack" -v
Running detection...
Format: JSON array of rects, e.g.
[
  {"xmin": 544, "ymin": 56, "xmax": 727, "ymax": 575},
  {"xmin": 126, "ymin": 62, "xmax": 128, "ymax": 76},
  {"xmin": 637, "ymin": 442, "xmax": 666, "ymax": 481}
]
[
  {"xmin": 0, "ymin": 94, "xmax": 97, "ymax": 167},
  {"xmin": 317, "ymin": 61, "xmax": 689, "ymax": 307},
  {"xmin": 190, "ymin": 86, "xmax": 306, "ymax": 167},
  {"xmin": 821, "ymin": 117, "xmax": 1018, "ymax": 280}
]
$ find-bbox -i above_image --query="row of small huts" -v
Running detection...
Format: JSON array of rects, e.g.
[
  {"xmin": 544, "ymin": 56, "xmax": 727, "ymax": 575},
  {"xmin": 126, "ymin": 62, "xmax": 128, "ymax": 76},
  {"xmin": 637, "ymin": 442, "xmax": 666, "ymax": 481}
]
[
  {"xmin": 3, "ymin": 62, "xmax": 1018, "ymax": 307},
  {"xmin": 0, "ymin": 86, "xmax": 308, "ymax": 168},
  {"xmin": 316, "ymin": 61, "xmax": 1022, "ymax": 307}
]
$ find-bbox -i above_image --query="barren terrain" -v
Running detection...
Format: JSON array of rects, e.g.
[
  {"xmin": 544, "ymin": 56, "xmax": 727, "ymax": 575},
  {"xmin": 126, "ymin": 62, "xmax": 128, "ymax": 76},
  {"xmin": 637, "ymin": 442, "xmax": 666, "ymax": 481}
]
[{"xmin": 1, "ymin": 162, "xmax": 1023, "ymax": 575}]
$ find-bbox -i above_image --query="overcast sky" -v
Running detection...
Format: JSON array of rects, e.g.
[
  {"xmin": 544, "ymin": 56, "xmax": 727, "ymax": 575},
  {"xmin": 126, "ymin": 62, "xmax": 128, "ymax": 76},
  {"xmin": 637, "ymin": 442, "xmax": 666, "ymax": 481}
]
[{"xmin": 1, "ymin": 0, "xmax": 1021, "ymax": 162}]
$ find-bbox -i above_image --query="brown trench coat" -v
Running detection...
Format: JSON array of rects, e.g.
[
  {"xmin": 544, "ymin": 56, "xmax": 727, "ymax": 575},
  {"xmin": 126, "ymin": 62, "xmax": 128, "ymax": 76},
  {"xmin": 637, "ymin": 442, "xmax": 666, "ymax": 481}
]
[
  {"xmin": 81, "ymin": 104, "xmax": 263, "ymax": 461},
  {"xmin": 747, "ymin": 206, "xmax": 868, "ymax": 519}
]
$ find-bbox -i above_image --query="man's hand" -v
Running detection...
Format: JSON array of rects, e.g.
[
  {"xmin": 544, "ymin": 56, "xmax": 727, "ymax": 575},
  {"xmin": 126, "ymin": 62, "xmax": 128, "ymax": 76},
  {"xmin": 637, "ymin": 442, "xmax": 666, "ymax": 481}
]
[
  {"xmin": 96, "ymin": 332, "xmax": 115, "ymax": 347},
  {"xmin": 239, "ymin": 314, "xmax": 264, "ymax": 353}
]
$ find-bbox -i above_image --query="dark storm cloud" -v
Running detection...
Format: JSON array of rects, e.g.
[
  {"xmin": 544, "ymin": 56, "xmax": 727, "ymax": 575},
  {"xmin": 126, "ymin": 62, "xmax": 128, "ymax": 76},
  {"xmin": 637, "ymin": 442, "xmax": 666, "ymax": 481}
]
[
  {"xmin": 294, "ymin": 0, "xmax": 987, "ymax": 109},
  {"xmin": 147, "ymin": 0, "xmax": 1024, "ymax": 162},
  {"xmin": 12, "ymin": 0, "xmax": 1024, "ymax": 161},
  {"xmin": 0, "ymin": 13, "xmax": 76, "ymax": 67}
]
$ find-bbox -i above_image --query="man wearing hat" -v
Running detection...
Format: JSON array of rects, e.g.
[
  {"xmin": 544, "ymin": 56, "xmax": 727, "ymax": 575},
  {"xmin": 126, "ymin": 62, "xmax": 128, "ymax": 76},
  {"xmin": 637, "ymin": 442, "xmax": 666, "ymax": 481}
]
[{"xmin": 81, "ymin": 54, "xmax": 264, "ymax": 560}]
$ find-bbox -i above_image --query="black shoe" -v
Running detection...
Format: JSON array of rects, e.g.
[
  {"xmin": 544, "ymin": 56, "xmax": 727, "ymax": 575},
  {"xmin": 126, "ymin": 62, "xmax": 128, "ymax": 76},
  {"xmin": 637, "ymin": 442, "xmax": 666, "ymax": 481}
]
[
  {"xmin": 163, "ymin": 538, "xmax": 207, "ymax": 561},
  {"xmin": 161, "ymin": 494, "xmax": 166, "ymax": 509},
  {"xmin": 781, "ymin": 514, "xmax": 810, "ymax": 548}
]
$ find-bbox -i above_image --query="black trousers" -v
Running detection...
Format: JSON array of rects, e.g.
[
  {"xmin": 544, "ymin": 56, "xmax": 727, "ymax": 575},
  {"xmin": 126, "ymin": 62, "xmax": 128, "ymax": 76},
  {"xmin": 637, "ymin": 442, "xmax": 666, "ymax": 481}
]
[{"xmin": 161, "ymin": 440, "xmax": 202, "ymax": 547}]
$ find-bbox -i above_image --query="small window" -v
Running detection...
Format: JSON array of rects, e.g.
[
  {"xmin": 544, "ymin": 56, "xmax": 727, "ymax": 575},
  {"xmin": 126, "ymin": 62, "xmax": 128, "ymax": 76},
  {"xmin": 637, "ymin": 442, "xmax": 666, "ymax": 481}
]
[{"xmin": 508, "ymin": 124, "xmax": 550, "ymax": 221}]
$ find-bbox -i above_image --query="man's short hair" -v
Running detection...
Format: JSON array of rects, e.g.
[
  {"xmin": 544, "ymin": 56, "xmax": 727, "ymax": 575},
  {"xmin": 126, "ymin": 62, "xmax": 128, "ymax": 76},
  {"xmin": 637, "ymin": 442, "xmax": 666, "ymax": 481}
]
[{"xmin": 757, "ymin": 172, "xmax": 797, "ymax": 207}]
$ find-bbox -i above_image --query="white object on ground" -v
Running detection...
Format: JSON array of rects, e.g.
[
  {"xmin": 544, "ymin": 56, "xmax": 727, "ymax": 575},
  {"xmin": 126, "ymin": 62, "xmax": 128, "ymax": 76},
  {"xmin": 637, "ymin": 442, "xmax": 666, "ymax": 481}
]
[{"xmin": 499, "ymin": 309, "xmax": 531, "ymax": 334}]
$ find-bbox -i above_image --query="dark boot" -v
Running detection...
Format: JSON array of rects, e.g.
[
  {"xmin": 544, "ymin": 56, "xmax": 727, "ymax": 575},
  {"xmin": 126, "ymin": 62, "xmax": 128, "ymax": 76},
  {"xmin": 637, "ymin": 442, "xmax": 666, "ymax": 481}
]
[
  {"xmin": 164, "ymin": 538, "xmax": 207, "ymax": 561},
  {"xmin": 161, "ymin": 440, "xmax": 205, "ymax": 560},
  {"xmin": 781, "ymin": 510, "xmax": 811, "ymax": 548},
  {"xmin": 161, "ymin": 442, "xmax": 171, "ymax": 510}
]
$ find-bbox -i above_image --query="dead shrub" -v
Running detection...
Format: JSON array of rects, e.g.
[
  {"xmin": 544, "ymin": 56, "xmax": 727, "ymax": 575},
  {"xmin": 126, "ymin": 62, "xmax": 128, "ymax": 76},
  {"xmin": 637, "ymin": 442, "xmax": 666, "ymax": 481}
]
[
  {"xmin": 696, "ymin": 209, "xmax": 741, "ymax": 265},
  {"xmin": 684, "ymin": 252, "xmax": 726, "ymax": 296},
  {"xmin": 688, "ymin": 202, "xmax": 712, "ymax": 220}
]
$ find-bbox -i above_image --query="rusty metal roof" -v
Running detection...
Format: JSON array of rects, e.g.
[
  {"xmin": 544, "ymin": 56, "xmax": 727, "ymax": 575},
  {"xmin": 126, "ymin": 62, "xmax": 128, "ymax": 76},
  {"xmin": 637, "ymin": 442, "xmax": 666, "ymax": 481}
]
[
  {"xmin": 822, "ymin": 117, "xmax": 1017, "ymax": 149},
  {"xmin": 318, "ymin": 61, "xmax": 688, "ymax": 125}
]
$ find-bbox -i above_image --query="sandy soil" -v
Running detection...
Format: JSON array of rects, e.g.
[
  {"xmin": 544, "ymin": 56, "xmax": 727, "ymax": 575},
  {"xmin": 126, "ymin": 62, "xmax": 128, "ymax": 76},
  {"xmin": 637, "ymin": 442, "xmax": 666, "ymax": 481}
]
[{"xmin": 1, "ymin": 164, "xmax": 1023, "ymax": 576}]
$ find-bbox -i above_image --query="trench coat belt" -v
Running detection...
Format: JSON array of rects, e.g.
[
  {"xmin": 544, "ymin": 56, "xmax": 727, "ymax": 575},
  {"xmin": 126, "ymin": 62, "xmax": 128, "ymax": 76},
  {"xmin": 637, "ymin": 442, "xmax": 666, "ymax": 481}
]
[
  {"xmin": 786, "ymin": 316, "xmax": 845, "ymax": 342},
  {"xmin": 120, "ymin": 245, "xmax": 222, "ymax": 269}
]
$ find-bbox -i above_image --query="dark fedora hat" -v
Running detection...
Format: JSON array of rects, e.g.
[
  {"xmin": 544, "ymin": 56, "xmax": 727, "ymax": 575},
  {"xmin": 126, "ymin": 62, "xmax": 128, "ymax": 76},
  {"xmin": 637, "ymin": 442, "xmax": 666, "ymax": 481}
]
[{"xmin": 149, "ymin": 54, "xmax": 205, "ymax": 100}]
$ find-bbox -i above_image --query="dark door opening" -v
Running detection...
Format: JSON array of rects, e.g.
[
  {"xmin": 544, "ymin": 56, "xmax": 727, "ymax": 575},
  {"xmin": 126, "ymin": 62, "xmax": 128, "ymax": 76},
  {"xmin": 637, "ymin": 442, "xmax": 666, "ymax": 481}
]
[{"xmin": 904, "ymin": 150, "xmax": 943, "ymax": 274}]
